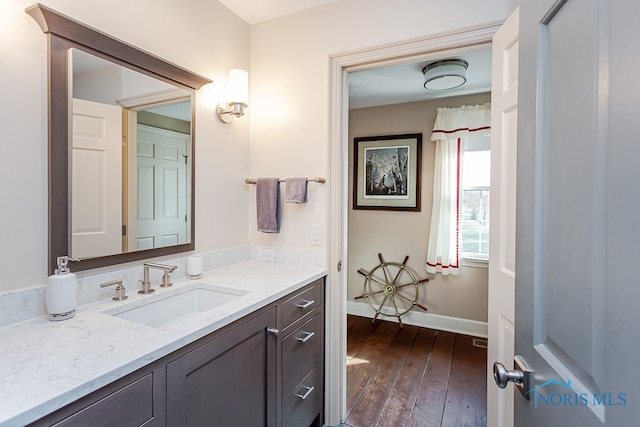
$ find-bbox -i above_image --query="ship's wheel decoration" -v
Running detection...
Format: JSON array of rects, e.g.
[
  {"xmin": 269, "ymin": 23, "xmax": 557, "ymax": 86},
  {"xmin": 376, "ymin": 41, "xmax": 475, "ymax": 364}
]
[{"xmin": 355, "ymin": 253, "xmax": 429, "ymax": 328}]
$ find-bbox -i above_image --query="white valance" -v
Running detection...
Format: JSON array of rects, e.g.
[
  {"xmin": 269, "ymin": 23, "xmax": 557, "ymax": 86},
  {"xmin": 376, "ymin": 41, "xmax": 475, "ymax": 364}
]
[{"xmin": 431, "ymin": 103, "xmax": 492, "ymax": 143}]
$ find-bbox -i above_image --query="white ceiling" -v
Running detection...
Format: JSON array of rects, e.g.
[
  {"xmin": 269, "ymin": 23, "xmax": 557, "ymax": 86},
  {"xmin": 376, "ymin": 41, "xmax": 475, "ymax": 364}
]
[
  {"xmin": 218, "ymin": 0, "xmax": 341, "ymax": 25},
  {"xmin": 348, "ymin": 48, "xmax": 492, "ymax": 109}
]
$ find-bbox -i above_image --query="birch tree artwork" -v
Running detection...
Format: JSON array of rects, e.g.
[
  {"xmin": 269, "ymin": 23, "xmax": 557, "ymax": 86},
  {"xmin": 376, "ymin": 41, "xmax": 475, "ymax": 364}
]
[{"xmin": 364, "ymin": 145, "xmax": 410, "ymax": 198}]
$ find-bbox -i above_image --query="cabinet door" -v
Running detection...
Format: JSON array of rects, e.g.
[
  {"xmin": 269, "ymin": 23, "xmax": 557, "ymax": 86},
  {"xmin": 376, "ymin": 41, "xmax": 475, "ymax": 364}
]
[{"xmin": 167, "ymin": 308, "xmax": 277, "ymax": 427}]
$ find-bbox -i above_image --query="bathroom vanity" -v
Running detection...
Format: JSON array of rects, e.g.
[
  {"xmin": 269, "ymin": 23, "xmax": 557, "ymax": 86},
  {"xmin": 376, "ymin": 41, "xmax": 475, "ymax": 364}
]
[
  {"xmin": 0, "ymin": 261, "xmax": 326, "ymax": 427},
  {"xmin": 11, "ymin": 6, "xmax": 328, "ymax": 426}
]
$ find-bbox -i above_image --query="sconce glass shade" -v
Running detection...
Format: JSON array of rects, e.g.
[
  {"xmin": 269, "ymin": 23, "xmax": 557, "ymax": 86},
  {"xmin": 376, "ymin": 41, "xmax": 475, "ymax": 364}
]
[
  {"xmin": 228, "ymin": 69, "xmax": 248, "ymax": 106},
  {"xmin": 422, "ymin": 59, "xmax": 468, "ymax": 90},
  {"xmin": 217, "ymin": 68, "xmax": 249, "ymax": 123}
]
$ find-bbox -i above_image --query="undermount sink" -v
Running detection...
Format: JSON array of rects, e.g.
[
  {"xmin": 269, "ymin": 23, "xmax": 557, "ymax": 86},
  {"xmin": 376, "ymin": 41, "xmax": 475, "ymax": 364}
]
[{"xmin": 104, "ymin": 284, "xmax": 247, "ymax": 329}]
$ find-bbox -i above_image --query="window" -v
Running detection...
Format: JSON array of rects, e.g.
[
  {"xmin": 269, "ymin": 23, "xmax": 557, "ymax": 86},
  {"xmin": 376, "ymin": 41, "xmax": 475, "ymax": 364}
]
[{"xmin": 461, "ymin": 136, "xmax": 490, "ymax": 260}]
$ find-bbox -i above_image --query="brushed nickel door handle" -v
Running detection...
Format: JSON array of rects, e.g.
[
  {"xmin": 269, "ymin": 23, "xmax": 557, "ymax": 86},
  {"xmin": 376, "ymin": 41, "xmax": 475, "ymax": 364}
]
[
  {"xmin": 493, "ymin": 355, "xmax": 531, "ymax": 400},
  {"xmin": 493, "ymin": 362, "xmax": 523, "ymax": 388}
]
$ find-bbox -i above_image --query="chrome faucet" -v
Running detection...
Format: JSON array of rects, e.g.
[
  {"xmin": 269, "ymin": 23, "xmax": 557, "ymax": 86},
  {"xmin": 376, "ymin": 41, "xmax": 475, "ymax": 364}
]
[{"xmin": 139, "ymin": 262, "xmax": 178, "ymax": 294}]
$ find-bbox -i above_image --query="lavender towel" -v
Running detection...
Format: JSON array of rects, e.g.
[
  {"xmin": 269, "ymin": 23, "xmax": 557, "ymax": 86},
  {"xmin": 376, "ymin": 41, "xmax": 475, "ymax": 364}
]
[
  {"xmin": 256, "ymin": 178, "xmax": 280, "ymax": 233},
  {"xmin": 285, "ymin": 177, "xmax": 308, "ymax": 203}
]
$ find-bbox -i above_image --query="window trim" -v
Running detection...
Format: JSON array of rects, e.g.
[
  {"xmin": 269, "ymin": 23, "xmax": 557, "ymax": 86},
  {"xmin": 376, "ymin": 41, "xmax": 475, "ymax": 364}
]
[{"xmin": 461, "ymin": 255, "xmax": 489, "ymax": 268}]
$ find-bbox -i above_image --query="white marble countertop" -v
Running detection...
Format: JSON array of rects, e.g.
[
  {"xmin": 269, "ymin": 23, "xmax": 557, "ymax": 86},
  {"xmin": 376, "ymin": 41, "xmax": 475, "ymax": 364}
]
[{"xmin": 0, "ymin": 261, "xmax": 327, "ymax": 427}]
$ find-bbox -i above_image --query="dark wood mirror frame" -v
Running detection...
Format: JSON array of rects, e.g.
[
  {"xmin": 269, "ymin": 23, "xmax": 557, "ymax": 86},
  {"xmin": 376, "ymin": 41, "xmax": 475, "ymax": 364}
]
[{"xmin": 26, "ymin": 4, "xmax": 212, "ymax": 274}]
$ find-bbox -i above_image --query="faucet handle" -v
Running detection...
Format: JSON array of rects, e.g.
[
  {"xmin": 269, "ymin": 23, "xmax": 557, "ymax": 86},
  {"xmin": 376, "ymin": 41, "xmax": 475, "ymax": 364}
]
[
  {"xmin": 161, "ymin": 272, "xmax": 173, "ymax": 288},
  {"xmin": 100, "ymin": 279, "xmax": 128, "ymax": 301}
]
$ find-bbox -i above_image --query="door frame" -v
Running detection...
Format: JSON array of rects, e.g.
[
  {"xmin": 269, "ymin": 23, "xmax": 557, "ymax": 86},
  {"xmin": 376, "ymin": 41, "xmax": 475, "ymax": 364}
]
[{"xmin": 327, "ymin": 21, "xmax": 504, "ymax": 425}]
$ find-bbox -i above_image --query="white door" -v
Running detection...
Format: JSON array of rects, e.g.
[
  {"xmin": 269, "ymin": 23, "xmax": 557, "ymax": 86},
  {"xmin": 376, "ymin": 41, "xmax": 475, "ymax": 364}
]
[
  {"xmin": 71, "ymin": 98, "xmax": 122, "ymax": 258},
  {"xmin": 135, "ymin": 125, "xmax": 189, "ymax": 250},
  {"xmin": 495, "ymin": 0, "xmax": 640, "ymax": 425},
  {"xmin": 487, "ymin": 7, "xmax": 518, "ymax": 427}
]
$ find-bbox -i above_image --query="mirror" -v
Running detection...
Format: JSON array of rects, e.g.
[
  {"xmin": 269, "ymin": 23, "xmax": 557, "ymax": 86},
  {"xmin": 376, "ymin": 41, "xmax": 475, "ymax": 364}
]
[
  {"xmin": 26, "ymin": 4, "xmax": 211, "ymax": 273},
  {"xmin": 70, "ymin": 49, "xmax": 192, "ymax": 258}
]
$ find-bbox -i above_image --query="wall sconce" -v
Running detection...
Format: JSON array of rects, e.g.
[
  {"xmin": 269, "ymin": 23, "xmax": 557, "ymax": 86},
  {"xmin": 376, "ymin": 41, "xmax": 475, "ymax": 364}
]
[{"xmin": 217, "ymin": 69, "xmax": 248, "ymax": 123}]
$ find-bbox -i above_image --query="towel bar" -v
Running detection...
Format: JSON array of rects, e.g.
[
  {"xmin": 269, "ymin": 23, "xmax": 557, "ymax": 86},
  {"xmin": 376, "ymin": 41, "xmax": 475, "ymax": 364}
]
[{"xmin": 244, "ymin": 177, "xmax": 326, "ymax": 184}]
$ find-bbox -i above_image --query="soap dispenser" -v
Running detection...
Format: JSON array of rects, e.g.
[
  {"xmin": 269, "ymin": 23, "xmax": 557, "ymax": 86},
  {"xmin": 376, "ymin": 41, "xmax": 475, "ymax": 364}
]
[{"xmin": 46, "ymin": 256, "xmax": 78, "ymax": 321}]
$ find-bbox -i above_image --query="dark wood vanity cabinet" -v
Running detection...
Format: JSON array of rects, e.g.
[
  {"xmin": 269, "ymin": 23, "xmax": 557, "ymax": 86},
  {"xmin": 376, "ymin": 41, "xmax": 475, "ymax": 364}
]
[
  {"xmin": 28, "ymin": 278, "xmax": 324, "ymax": 427},
  {"xmin": 166, "ymin": 308, "xmax": 278, "ymax": 427},
  {"xmin": 279, "ymin": 281, "xmax": 324, "ymax": 427}
]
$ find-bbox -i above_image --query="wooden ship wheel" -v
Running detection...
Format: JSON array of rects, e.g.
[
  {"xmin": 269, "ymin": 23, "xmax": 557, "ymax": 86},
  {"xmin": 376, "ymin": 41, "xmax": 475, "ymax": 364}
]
[{"xmin": 355, "ymin": 253, "xmax": 429, "ymax": 327}]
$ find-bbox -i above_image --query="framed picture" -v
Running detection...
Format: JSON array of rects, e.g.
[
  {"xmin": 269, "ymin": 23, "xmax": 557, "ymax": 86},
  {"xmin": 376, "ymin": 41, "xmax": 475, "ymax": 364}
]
[{"xmin": 353, "ymin": 133, "xmax": 422, "ymax": 211}]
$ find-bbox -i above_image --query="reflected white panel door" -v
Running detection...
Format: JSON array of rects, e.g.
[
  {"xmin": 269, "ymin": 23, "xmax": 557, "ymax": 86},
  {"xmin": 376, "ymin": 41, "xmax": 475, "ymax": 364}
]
[
  {"xmin": 487, "ymin": 7, "xmax": 518, "ymax": 427},
  {"xmin": 136, "ymin": 125, "xmax": 189, "ymax": 250},
  {"xmin": 510, "ymin": 0, "xmax": 640, "ymax": 425},
  {"xmin": 71, "ymin": 98, "xmax": 122, "ymax": 258}
]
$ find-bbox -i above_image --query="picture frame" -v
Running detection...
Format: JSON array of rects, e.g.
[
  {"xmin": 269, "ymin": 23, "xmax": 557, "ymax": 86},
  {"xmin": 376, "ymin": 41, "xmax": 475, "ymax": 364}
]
[{"xmin": 353, "ymin": 133, "xmax": 422, "ymax": 211}]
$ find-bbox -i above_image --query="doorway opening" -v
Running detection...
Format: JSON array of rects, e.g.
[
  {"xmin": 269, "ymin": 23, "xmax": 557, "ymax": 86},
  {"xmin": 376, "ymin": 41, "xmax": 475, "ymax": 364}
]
[
  {"xmin": 344, "ymin": 56, "xmax": 491, "ymax": 427},
  {"xmin": 326, "ymin": 22, "xmax": 502, "ymax": 426}
]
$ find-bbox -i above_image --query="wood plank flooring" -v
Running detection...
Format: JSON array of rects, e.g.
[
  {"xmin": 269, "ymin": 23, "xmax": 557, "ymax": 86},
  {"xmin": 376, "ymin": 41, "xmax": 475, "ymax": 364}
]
[{"xmin": 345, "ymin": 315, "xmax": 487, "ymax": 427}]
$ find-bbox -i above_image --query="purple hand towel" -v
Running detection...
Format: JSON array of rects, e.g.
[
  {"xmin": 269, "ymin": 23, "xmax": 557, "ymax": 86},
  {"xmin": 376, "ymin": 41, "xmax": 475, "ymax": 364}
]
[
  {"xmin": 285, "ymin": 177, "xmax": 308, "ymax": 203},
  {"xmin": 256, "ymin": 178, "xmax": 280, "ymax": 233}
]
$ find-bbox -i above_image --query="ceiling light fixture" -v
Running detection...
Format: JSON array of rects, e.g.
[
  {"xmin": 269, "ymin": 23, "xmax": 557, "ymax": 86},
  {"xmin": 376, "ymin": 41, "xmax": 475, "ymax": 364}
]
[{"xmin": 422, "ymin": 59, "xmax": 469, "ymax": 90}]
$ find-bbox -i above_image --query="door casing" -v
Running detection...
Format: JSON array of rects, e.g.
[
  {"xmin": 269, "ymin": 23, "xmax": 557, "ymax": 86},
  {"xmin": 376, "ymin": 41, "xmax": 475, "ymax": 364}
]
[{"xmin": 327, "ymin": 21, "xmax": 505, "ymax": 425}]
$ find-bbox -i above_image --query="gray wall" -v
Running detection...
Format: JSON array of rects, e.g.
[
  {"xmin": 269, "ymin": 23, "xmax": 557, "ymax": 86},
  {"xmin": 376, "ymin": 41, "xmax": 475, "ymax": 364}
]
[{"xmin": 348, "ymin": 92, "xmax": 491, "ymax": 322}]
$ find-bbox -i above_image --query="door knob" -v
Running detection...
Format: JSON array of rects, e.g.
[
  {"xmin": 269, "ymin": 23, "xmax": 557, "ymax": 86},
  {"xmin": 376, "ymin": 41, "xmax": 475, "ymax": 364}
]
[
  {"xmin": 492, "ymin": 355, "xmax": 531, "ymax": 399},
  {"xmin": 493, "ymin": 362, "xmax": 523, "ymax": 388}
]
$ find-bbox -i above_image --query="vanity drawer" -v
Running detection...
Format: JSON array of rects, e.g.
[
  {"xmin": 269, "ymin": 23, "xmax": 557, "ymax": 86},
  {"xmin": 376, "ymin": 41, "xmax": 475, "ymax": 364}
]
[
  {"xmin": 282, "ymin": 366, "xmax": 323, "ymax": 427},
  {"xmin": 282, "ymin": 310, "xmax": 323, "ymax": 397},
  {"xmin": 31, "ymin": 373, "xmax": 155, "ymax": 427},
  {"xmin": 279, "ymin": 279, "xmax": 323, "ymax": 330}
]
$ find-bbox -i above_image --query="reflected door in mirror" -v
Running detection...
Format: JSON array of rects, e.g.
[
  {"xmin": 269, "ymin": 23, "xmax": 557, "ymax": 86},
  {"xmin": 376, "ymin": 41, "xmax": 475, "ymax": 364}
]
[
  {"xmin": 72, "ymin": 98, "xmax": 123, "ymax": 258},
  {"xmin": 134, "ymin": 125, "xmax": 190, "ymax": 251}
]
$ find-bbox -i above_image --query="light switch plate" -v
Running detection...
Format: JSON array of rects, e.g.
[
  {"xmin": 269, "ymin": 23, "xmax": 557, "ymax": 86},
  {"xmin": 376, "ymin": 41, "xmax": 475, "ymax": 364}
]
[{"xmin": 311, "ymin": 224, "xmax": 322, "ymax": 246}]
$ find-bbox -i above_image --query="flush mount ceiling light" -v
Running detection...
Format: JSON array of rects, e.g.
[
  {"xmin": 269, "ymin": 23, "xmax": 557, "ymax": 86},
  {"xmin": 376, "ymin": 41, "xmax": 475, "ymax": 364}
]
[{"xmin": 422, "ymin": 59, "xmax": 469, "ymax": 90}]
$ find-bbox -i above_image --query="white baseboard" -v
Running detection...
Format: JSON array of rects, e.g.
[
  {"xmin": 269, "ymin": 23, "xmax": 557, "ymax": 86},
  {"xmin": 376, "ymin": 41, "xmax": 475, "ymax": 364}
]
[{"xmin": 347, "ymin": 300, "xmax": 488, "ymax": 338}]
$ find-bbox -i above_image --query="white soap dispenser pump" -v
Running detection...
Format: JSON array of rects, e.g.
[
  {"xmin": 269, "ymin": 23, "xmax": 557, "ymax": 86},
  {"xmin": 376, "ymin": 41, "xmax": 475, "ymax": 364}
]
[{"xmin": 46, "ymin": 256, "xmax": 78, "ymax": 321}]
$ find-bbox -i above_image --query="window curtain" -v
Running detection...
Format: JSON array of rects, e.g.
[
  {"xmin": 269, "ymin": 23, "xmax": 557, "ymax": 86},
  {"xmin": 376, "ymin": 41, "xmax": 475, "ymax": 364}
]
[{"xmin": 426, "ymin": 103, "xmax": 491, "ymax": 275}]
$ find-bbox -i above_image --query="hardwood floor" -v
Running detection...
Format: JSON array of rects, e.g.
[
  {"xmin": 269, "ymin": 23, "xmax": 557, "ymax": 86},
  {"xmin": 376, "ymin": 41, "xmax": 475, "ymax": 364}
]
[{"xmin": 345, "ymin": 315, "xmax": 487, "ymax": 427}]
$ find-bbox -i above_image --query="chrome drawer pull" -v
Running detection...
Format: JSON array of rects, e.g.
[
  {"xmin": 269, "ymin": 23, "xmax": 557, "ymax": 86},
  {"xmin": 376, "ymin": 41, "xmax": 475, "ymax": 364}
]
[
  {"xmin": 296, "ymin": 331, "xmax": 315, "ymax": 343},
  {"xmin": 295, "ymin": 386, "xmax": 315, "ymax": 400},
  {"xmin": 295, "ymin": 299, "xmax": 314, "ymax": 309},
  {"xmin": 266, "ymin": 327, "xmax": 280, "ymax": 336}
]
